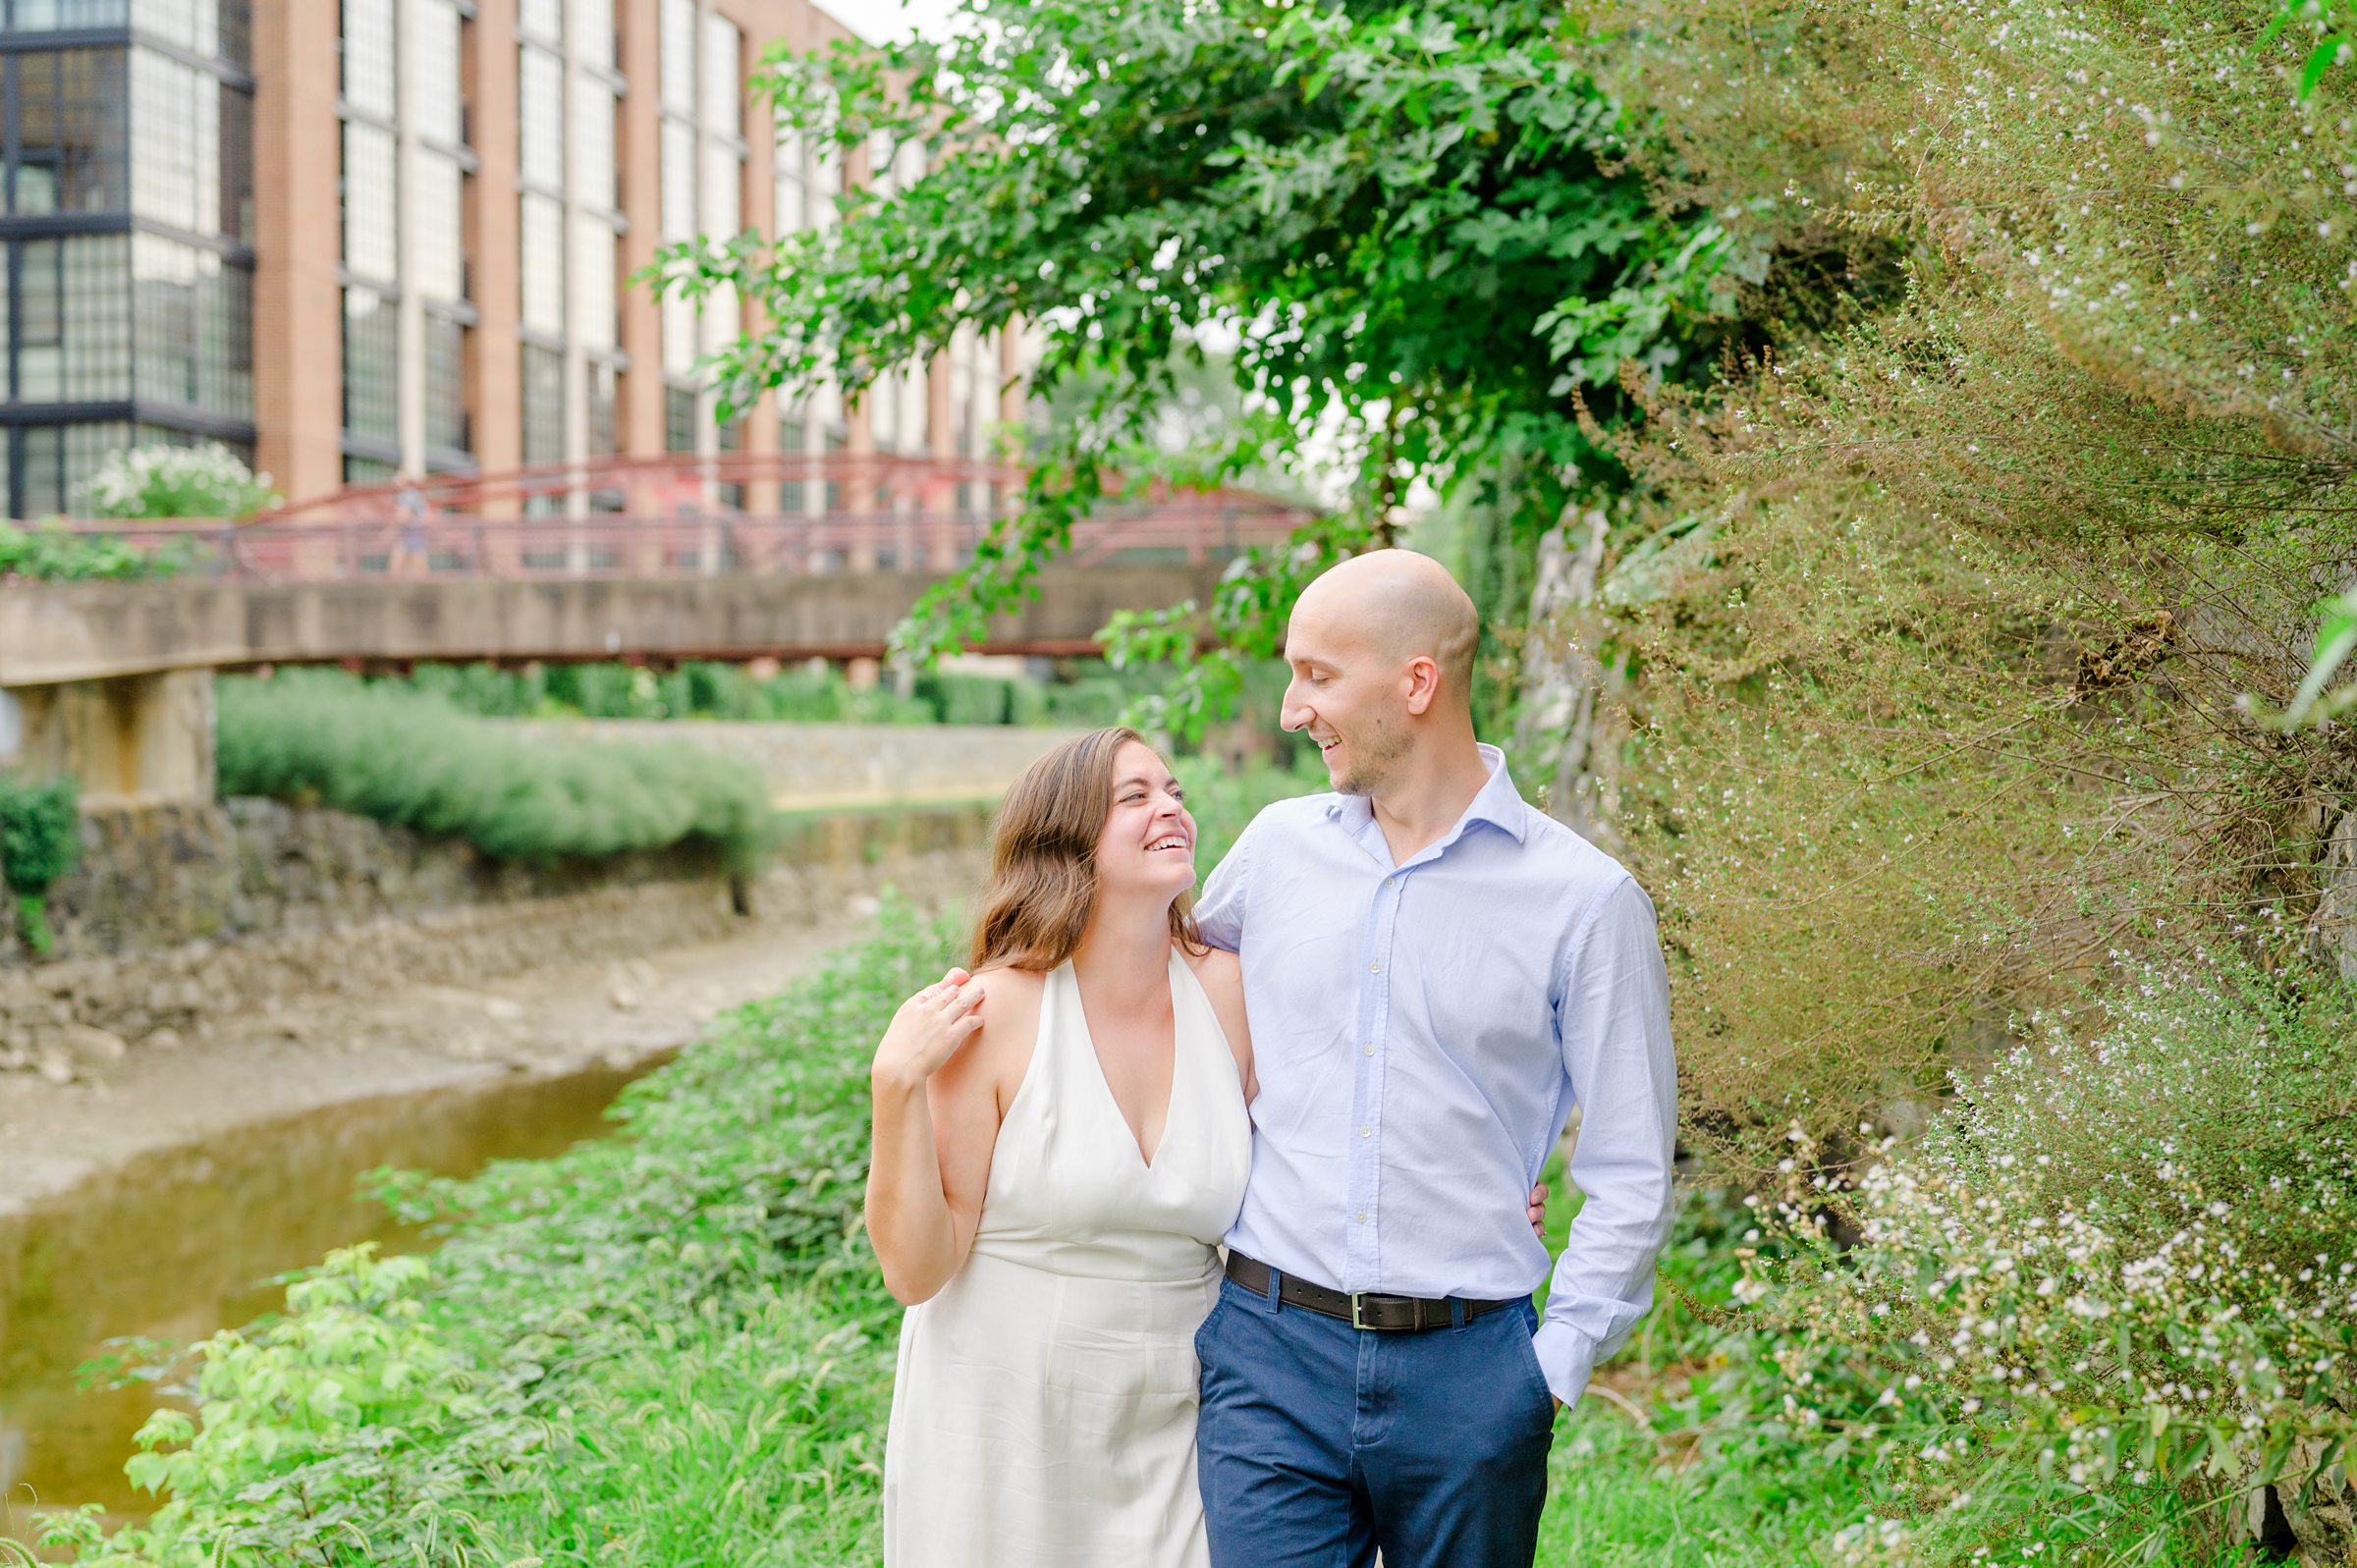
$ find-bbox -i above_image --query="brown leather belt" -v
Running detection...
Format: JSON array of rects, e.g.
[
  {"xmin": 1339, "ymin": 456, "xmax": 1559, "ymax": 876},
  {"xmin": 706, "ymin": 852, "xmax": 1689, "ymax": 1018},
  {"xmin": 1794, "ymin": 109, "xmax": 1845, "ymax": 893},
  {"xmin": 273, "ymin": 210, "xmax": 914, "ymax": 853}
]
[{"xmin": 1225, "ymin": 1251, "xmax": 1521, "ymax": 1332}]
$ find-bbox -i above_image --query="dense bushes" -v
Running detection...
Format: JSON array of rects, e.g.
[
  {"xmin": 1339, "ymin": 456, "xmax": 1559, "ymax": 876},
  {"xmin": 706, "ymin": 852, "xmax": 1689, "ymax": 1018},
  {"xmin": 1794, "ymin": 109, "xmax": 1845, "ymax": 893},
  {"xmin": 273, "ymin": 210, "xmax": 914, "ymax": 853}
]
[
  {"xmin": 216, "ymin": 671, "xmax": 772, "ymax": 871},
  {"xmin": 1555, "ymin": 0, "xmax": 2357, "ymax": 1156},
  {"xmin": 1734, "ymin": 957, "xmax": 2357, "ymax": 1562},
  {"xmin": 0, "ymin": 521, "xmax": 192, "ymax": 583},
  {"xmin": 368, "ymin": 656, "xmax": 1211, "ymax": 734},
  {"xmin": 0, "ymin": 772, "xmax": 82, "ymax": 954}
]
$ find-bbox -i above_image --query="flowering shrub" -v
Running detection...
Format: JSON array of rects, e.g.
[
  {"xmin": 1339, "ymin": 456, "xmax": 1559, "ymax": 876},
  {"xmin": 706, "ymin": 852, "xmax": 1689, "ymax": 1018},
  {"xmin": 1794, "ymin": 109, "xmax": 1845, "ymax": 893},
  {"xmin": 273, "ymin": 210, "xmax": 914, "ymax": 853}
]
[
  {"xmin": 77, "ymin": 442, "xmax": 279, "ymax": 521},
  {"xmin": 1742, "ymin": 958, "xmax": 2357, "ymax": 1561}
]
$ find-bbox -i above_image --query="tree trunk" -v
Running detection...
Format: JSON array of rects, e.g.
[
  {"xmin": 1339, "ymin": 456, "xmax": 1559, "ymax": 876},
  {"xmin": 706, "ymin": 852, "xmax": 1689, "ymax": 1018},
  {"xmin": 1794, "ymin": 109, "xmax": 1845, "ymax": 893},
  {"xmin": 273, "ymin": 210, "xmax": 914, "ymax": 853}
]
[{"xmin": 1513, "ymin": 506, "xmax": 1621, "ymax": 853}]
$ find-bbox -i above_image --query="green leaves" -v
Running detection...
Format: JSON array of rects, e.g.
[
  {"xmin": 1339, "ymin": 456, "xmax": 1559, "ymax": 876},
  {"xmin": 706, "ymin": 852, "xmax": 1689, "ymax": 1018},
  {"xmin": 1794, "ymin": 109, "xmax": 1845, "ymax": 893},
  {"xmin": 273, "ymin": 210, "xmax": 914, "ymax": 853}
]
[
  {"xmin": 658, "ymin": 0, "xmax": 1736, "ymax": 709},
  {"xmin": 0, "ymin": 771, "xmax": 81, "ymax": 956},
  {"xmin": 2284, "ymin": 587, "xmax": 2357, "ymax": 725},
  {"xmin": 2260, "ymin": 1, "xmax": 2355, "ymax": 99}
]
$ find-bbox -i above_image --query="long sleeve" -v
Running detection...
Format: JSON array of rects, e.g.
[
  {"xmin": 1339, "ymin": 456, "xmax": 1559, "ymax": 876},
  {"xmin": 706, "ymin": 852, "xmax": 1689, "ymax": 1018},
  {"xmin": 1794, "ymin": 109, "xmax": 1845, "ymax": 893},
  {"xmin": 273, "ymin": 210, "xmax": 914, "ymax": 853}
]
[{"xmin": 1531, "ymin": 875, "xmax": 1678, "ymax": 1409}]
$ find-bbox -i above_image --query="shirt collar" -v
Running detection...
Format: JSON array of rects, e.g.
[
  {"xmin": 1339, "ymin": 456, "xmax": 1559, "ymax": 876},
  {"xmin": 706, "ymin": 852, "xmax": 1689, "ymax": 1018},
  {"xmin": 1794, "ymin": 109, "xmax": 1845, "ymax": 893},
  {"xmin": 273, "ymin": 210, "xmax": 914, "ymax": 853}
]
[{"xmin": 1323, "ymin": 742, "xmax": 1530, "ymax": 849}]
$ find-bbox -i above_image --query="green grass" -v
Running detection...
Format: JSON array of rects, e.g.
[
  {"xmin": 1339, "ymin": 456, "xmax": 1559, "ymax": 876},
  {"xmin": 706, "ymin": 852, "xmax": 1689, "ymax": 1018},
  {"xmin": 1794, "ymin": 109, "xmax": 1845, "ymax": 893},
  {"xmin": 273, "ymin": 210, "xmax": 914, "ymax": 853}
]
[{"xmin": 36, "ymin": 753, "xmax": 2286, "ymax": 1566}]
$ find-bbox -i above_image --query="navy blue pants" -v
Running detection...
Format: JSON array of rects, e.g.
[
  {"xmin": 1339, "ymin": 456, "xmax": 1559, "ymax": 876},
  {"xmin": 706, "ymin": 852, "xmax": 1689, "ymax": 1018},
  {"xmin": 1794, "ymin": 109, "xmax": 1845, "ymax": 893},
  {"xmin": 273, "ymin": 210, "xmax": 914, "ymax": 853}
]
[{"xmin": 1194, "ymin": 1271, "xmax": 1556, "ymax": 1568}]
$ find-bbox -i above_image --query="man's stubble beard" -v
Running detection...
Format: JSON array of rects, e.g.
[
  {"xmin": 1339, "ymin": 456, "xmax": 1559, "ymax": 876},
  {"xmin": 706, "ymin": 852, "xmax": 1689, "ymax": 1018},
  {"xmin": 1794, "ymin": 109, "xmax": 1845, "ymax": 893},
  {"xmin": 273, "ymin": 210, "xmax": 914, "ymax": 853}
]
[{"xmin": 1332, "ymin": 716, "xmax": 1414, "ymax": 798}]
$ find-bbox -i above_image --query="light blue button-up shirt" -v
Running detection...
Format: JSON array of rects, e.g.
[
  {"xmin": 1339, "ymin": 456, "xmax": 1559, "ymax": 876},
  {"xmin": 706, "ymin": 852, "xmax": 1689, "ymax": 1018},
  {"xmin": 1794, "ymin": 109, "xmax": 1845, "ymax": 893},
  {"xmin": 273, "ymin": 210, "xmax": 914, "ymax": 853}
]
[{"xmin": 1195, "ymin": 744, "xmax": 1677, "ymax": 1408}]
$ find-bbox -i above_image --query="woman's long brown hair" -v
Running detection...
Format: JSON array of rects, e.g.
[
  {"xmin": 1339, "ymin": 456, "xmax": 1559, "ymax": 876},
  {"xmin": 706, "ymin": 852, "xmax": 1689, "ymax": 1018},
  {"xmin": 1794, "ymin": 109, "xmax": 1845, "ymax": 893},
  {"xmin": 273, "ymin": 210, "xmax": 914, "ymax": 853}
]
[{"xmin": 969, "ymin": 726, "xmax": 1205, "ymax": 972}]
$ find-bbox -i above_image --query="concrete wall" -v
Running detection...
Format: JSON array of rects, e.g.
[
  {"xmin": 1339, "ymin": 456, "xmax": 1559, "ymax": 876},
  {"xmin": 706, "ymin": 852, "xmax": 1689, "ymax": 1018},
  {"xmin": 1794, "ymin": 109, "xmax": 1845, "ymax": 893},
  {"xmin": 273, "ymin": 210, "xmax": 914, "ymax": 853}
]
[
  {"xmin": 512, "ymin": 719, "xmax": 1086, "ymax": 807},
  {"xmin": 0, "ymin": 672, "xmax": 215, "ymax": 809}
]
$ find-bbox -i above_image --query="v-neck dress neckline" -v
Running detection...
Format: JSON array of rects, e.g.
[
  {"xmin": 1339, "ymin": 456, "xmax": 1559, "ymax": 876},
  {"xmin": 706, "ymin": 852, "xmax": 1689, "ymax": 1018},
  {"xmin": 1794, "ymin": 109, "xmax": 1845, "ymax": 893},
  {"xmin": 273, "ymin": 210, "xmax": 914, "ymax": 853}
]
[{"xmin": 883, "ymin": 943, "xmax": 1253, "ymax": 1568}]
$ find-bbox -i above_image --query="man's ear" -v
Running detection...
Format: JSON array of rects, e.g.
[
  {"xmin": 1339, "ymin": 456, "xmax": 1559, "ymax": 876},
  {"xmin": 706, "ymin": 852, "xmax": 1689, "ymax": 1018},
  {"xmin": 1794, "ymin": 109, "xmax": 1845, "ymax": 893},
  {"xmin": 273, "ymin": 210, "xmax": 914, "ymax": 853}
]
[{"xmin": 1402, "ymin": 655, "xmax": 1443, "ymax": 717}]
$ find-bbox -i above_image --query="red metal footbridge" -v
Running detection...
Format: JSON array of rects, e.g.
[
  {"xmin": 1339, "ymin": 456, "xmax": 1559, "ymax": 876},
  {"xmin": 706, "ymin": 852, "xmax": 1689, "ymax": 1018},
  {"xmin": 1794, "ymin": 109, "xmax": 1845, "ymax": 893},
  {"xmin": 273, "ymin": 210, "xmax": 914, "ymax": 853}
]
[
  {"xmin": 46, "ymin": 453, "xmax": 1313, "ymax": 586},
  {"xmin": 5, "ymin": 455, "xmax": 1318, "ymax": 689}
]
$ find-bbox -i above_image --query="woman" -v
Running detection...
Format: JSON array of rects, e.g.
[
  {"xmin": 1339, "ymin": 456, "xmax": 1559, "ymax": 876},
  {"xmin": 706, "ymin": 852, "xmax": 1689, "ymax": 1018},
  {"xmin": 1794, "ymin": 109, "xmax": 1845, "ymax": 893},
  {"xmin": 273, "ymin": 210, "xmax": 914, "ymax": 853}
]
[
  {"xmin": 867, "ymin": 727, "xmax": 1251, "ymax": 1566},
  {"xmin": 865, "ymin": 727, "xmax": 1549, "ymax": 1563}
]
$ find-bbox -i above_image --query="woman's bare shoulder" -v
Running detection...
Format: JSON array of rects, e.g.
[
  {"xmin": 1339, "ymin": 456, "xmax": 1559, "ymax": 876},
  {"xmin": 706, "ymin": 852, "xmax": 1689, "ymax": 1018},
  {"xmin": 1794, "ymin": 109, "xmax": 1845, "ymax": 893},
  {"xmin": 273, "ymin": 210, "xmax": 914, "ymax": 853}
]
[
  {"xmin": 965, "ymin": 962, "xmax": 1047, "ymax": 1011},
  {"xmin": 939, "ymin": 964, "xmax": 1046, "ymax": 1094},
  {"xmin": 1182, "ymin": 945, "xmax": 1242, "ymax": 996}
]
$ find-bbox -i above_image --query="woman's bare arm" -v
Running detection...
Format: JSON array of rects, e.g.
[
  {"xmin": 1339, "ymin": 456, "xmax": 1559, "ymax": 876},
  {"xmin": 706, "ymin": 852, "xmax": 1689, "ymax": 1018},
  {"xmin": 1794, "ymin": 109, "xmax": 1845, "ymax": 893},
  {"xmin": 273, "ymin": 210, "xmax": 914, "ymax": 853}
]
[{"xmin": 865, "ymin": 968, "xmax": 1040, "ymax": 1305}]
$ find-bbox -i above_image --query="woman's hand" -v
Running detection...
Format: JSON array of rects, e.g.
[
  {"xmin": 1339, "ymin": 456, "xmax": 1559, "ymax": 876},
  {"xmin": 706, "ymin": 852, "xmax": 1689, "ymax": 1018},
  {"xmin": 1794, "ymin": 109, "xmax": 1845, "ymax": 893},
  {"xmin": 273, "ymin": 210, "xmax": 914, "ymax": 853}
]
[
  {"xmin": 1527, "ymin": 1182, "xmax": 1550, "ymax": 1240},
  {"xmin": 873, "ymin": 969, "xmax": 986, "ymax": 1090}
]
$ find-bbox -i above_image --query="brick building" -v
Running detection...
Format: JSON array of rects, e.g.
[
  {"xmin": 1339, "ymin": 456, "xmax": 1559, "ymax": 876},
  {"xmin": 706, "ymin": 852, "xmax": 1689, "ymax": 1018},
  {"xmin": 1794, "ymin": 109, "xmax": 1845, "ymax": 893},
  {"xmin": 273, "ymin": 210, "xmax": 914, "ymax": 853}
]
[{"xmin": 0, "ymin": 0, "xmax": 1014, "ymax": 518}]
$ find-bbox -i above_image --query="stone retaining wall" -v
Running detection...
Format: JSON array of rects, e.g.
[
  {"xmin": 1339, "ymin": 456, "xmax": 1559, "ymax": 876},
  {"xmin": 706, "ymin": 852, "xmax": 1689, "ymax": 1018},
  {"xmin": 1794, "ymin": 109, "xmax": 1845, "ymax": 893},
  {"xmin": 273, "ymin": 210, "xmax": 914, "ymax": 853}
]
[{"xmin": 0, "ymin": 799, "xmax": 989, "ymax": 1080}]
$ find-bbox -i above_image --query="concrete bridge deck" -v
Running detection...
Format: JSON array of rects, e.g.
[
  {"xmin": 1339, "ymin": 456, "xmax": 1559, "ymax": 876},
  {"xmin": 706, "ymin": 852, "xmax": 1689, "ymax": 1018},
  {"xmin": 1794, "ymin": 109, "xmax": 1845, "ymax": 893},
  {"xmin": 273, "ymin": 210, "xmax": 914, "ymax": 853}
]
[{"xmin": 0, "ymin": 565, "xmax": 1225, "ymax": 687}]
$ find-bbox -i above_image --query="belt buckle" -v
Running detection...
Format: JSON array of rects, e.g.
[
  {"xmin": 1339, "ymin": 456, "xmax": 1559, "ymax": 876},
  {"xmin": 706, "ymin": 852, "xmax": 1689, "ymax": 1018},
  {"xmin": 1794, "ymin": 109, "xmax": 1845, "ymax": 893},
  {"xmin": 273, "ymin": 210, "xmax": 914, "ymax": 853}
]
[{"xmin": 1349, "ymin": 1292, "xmax": 1373, "ymax": 1331}]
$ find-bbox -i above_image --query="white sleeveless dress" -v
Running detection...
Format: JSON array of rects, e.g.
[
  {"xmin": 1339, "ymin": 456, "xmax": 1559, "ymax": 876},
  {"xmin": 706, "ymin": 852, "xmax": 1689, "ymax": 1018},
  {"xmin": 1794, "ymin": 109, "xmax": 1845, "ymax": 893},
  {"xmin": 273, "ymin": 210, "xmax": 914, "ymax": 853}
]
[{"xmin": 882, "ymin": 951, "xmax": 1251, "ymax": 1567}]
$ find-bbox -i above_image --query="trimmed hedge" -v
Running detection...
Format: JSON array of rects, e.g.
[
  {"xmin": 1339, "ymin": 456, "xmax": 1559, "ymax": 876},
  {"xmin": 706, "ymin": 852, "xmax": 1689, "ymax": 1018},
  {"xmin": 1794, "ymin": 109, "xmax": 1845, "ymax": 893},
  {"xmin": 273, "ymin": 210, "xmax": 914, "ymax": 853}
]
[{"xmin": 216, "ymin": 671, "xmax": 772, "ymax": 871}]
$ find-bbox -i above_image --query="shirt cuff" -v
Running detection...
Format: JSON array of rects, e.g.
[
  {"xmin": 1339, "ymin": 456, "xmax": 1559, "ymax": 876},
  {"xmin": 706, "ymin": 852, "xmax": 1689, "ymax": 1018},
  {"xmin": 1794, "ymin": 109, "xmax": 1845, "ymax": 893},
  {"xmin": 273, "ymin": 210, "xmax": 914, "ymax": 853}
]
[{"xmin": 1531, "ymin": 1319, "xmax": 1602, "ymax": 1410}]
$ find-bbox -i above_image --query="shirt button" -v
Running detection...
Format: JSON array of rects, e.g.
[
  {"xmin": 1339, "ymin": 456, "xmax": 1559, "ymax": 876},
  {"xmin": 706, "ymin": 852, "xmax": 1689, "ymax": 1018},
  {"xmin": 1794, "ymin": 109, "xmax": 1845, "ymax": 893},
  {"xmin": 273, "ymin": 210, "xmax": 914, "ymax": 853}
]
[
  {"xmin": 1369, "ymin": 961, "xmax": 1382, "ymax": 974},
  {"xmin": 1362, "ymin": 1042, "xmax": 1375, "ymax": 1056},
  {"xmin": 1385, "ymin": 877, "xmax": 1396, "ymax": 889},
  {"xmin": 1355, "ymin": 1212, "xmax": 1367, "ymax": 1224},
  {"xmin": 1359, "ymin": 1126, "xmax": 1371, "ymax": 1138}
]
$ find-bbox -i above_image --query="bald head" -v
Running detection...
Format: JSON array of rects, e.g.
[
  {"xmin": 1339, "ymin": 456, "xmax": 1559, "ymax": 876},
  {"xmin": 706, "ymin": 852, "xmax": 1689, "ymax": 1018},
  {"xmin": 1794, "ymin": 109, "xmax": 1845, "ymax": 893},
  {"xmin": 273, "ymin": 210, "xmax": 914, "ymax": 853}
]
[{"xmin": 1291, "ymin": 550, "xmax": 1481, "ymax": 713}]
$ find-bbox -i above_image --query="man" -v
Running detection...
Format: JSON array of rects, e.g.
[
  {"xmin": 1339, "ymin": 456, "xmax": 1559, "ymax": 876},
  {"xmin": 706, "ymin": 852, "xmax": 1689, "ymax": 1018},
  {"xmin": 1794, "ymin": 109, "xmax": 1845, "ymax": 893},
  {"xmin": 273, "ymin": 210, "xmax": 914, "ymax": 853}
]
[{"xmin": 1191, "ymin": 550, "xmax": 1678, "ymax": 1567}]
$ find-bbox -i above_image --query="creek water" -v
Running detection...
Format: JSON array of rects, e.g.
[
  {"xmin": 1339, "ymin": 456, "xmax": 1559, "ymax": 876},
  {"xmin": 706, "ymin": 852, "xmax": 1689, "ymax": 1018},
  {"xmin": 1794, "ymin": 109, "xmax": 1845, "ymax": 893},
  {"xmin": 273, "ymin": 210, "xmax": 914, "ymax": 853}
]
[{"xmin": 0, "ymin": 1054, "xmax": 668, "ymax": 1545}]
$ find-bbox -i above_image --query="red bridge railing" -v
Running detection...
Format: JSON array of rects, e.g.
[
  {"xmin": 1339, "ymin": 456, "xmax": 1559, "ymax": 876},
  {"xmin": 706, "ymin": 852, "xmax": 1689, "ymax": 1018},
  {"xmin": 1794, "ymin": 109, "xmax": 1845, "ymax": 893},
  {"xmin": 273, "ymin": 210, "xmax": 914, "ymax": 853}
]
[{"xmin": 33, "ymin": 454, "xmax": 1317, "ymax": 586}]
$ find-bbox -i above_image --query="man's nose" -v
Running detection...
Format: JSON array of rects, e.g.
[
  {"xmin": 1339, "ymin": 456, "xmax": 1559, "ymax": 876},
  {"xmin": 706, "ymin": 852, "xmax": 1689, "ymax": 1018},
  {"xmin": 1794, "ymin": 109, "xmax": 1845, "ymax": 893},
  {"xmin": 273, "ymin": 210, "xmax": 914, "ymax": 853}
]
[{"xmin": 1280, "ymin": 683, "xmax": 1311, "ymax": 732}]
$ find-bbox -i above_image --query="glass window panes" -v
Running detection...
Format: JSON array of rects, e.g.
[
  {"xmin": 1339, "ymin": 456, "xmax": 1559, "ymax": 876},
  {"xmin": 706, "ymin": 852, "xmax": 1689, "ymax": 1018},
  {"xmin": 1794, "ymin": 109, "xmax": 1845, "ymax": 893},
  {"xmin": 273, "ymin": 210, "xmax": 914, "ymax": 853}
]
[
  {"xmin": 660, "ymin": 118, "xmax": 696, "ymax": 243},
  {"xmin": 520, "ymin": 45, "xmax": 565, "ymax": 191},
  {"xmin": 340, "ymin": 120, "xmax": 398, "ymax": 283},
  {"xmin": 132, "ymin": 233, "xmax": 252, "ymax": 417},
  {"xmin": 15, "ymin": 234, "xmax": 132, "ymax": 404},
  {"xmin": 773, "ymin": 134, "xmax": 806, "ymax": 234},
  {"xmin": 779, "ymin": 402, "xmax": 806, "ymax": 511},
  {"xmin": 659, "ymin": 0, "xmax": 696, "ymax": 116},
  {"xmin": 661, "ymin": 291, "xmax": 696, "ymax": 379},
  {"xmin": 11, "ymin": 48, "xmax": 130, "ymax": 216},
  {"xmin": 700, "ymin": 136, "xmax": 739, "ymax": 237},
  {"xmin": 414, "ymin": 151, "xmax": 465, "ymax": 303},
  {"xmin": 521, "ymin": 344, "xmax": 565, "ymax": 463},
  {"xmin": 572, "ymin": 0, "xmax": 615, "ymax": 72},
  {"xmin": 340, "ymin": 0, "xmax": 396, "ymax": 122},
  {"xmin": 810, "ymin": 135, "xmax": 841, "ymax": 231},
  {"xmin": 220, "ymin": 73, "xmax": 252, "ymax": 241},
  {"xmin": 423, "ymin": 313, "xmax": 468, "ymax": 453},
  {"xmin": 576, "ymin": 82, "xmax": 618, "ymax": 212},
  {"xmin": 585, "ymin": 358, "xmax": 619, "ymax": 456},
  {"xmin": 8, "ymin": 1, "xmax": 130, "ymax": 32},
  {"xmin": 342, "ymin": 285, "xmax": 398, "ymax": 443},
  {"xmin": 518, "ymin": 0, "xmax": 562, "ymax": 44},
  {"xmin": 133, "ymin": 0, "xmax": 251, "ymax": 67},
  {"xmin": 343, "ymin": 453, "xmax": 397, "ymax": 485},
  {"xmin": 700, "ymin": 13, "xmax": 740, "ymax": 135},
  {"xmin": 521, "ymin": 191, "xmax": 565, "ymax": 337},
  {"xmin": 572, "ymin": 210, "xmax": 615, "ymax": 351},
  {"xmin": 22, "ymin": 420, "xmax": 131, "ymax": 520},
  {"xmin": 413, "ymin": 0, "xmax": 465, "ymax": 146},
  {"xmin": 869, "ymin": 374, "xmax": 896, "ymax": 454},
  {"xmin": 132, "ymin": 50, "xmax": 224, "ymax": 238},
  {"xmin": 665, "ymin": 384, "xmax": 697, "ymax": 453}
]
